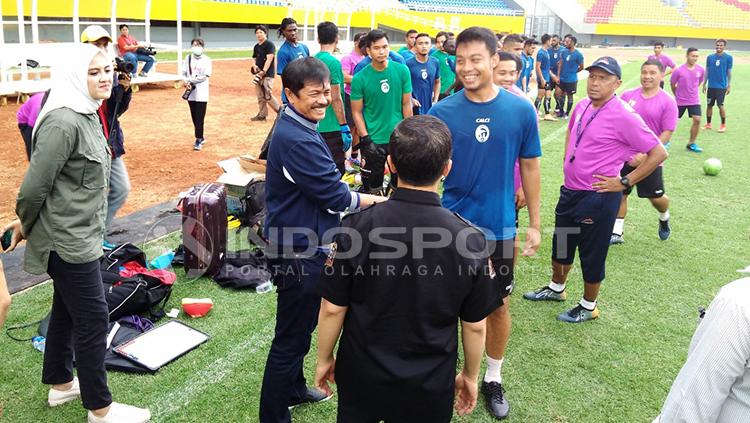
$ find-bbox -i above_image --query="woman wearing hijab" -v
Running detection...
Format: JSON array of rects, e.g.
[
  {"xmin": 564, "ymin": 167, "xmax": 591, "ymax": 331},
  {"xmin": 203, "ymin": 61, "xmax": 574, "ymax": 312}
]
[
  {"xmin": 183, "ymin": 38, "xmax": 212, "ymax": 151},
  {"xmin": 15, "ymin": 44, "xmax": 150, "ymax": 423}
]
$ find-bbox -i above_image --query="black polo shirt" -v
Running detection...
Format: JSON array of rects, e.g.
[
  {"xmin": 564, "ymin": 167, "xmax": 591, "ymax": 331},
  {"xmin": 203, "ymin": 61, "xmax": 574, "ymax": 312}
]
[
  {"xmin": 317, "ymin": 187, "xmax": 502, "ymax": 408},
  {"xmin": 252, "ymin": 40, "xmax": 276, "ymax": 78}
]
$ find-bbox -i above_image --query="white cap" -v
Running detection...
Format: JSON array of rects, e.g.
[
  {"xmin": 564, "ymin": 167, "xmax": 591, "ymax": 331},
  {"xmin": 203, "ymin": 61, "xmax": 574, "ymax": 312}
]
[{"xmin": 81, "ymin": 25, "xmax": 113, "ymax": 43}]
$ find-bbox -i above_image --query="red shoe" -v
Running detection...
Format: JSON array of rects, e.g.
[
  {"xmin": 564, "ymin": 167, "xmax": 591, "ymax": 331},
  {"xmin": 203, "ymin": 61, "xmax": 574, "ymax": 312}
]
[
  {"xmin": 703, "ymin": 123, "xmax": 713, "ymax": 130},
  {"xmin": 718, "ymin": 124, "xmax": 726, "ymax": 133}
]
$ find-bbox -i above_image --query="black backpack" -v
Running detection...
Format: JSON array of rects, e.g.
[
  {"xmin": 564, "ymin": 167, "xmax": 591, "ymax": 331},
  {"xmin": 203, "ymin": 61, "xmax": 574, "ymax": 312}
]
[
  {"xmin": 99, "ymin": 243, "xmax": 172, "ymax": 321},
  {"xmin": 240, "ymin": 180, "xmax": 266, "ymax": 228}
]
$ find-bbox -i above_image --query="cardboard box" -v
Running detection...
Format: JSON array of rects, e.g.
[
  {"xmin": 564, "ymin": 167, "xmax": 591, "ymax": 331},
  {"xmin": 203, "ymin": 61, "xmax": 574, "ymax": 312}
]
[{"xmin": 217, "ymin": 156, "xmax": 265, "ymax": 214}]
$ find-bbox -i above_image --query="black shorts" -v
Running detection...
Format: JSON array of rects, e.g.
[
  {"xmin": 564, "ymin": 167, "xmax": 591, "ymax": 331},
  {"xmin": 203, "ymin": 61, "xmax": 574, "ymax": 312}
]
[
  {"xmin": 678, "ymin": 105, "xmax": 701, "ymax": 118},
  {"xmin": 551, "ymin": 186, "xmax": 621, "ymax": 283},
  {"xmin": 621, "ymin": 163, "xmax": 665, "ymax": 198},
  {"xmin": 559, "ymin": 81, "xmax": 577, "ymax": 94},
  {"xmin": 489, "ymin": 239, "xmax": 515, "ymax": 298},
  {"xmin": 537, "ymin": 80, "xmax": 552, "ymax": 91},
  {"xmin": 548, "ymin": 79, "xmax": 558, "ymax": 91},
  {"xmin": 344, "ymin": 92, "xmax": 354, "ymax": 126},
  {"xmin": 707, "ymin": 88, "xmax": 727, "ymax": 107},
  {"xmin": 320, "ymin": 130, "xmax": 345, "ymax": 176}
]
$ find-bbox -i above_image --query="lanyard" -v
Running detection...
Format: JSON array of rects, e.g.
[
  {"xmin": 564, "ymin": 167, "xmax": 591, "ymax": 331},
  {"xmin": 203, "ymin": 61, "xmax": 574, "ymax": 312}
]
[{"xmin": 569, "ymin": 96, "xmax": 615, "ymax": 163}]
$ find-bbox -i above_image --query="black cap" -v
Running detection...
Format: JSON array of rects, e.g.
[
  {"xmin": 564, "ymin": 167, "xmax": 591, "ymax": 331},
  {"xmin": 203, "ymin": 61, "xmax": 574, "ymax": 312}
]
[{"xmin": 585, "ymin": 56, "xmax": 622, "ymax": 79}]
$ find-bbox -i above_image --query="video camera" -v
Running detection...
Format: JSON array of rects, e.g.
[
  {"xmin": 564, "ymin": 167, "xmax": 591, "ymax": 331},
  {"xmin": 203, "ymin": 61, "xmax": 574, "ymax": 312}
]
[
  {"xmin": 115, "ymin": 57, "xmax": 135, "ymax": 74},
  {"xmin": 136, "ymin": 46, "xmax": 157, "ymax": 56}
]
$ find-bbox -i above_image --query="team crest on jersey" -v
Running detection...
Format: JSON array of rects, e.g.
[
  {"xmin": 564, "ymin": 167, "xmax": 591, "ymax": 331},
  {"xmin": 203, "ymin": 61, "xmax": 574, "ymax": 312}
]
[
  {"xmin": 421, "ymin": 69, "xmax": 428, "ymax": 79},
  {"xmin": 381, "ymin": 80, "xmax": 390, "ymax": 93},
  {"xmin": 627, "ymin": 99, "xmax": 637, "ymax": 108},
  {"xmin": 296, "ymin": 52, "xmax": 304, "ymax": 59},
  {"xmin": 566, "ymin": 56, "xmax": 570, "ymax": 61},
  {"xmin": 475, "ymin": 124, "xmax": 490, "ymax": 143},
  {"xmin": 715, "ymin": 60, "xmax": 721, "ymax": 67}
]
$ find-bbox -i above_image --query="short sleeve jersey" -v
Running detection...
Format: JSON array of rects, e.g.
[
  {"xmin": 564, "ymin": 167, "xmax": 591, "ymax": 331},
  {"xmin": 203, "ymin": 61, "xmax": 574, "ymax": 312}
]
[
  {"xmin": 277, "ymin": 41, "xmax": 310, "ymax": 103},
  {"xmin": 252, "ymin": 40, "xmax": 276, "ymax": 78},
  {"xmin": 428, "ymin": 89, "xmax": 542, "ymax": 241},
  {"xmin": 670, "ymin": 64, "xmax": 705, "ymax": 106},
  {"xmin": 563, "ymin": 97, "xmax": 661, "ymax": 191},
  {"xmin": 537, "ymin": 48, "xmax": 551, "ymax": 81},
  {"xmin": 406, "ymin": 56, "xmax": 440, "ymax": 115},
  {"xmin": 549, "ymin": 46, "xmax": 562, "ymax": 72},
  {"xmin": 706, "ymin": 53, "xmax": 733, "ymax": 89},
  {"xmin": 431, "ymin": 49, "xmax": 456, "ymax": 94},
  {"xmin": 648, "ymin": 53, "xmax": 676, "ymax": 72},
  {"xmin": 560, "ymin": 49, "xmax": 584, "ymax": 83},
  {"xmin": 350, "ymin": 62, "xmax": 412, "ymax": 144},
  {"xmin": 620, "ymin": 87, "xmax": 677, "ymax": 167},
  {"xmin": 314, "ymin": 51, "xmax": 345, "ymax": 133}
]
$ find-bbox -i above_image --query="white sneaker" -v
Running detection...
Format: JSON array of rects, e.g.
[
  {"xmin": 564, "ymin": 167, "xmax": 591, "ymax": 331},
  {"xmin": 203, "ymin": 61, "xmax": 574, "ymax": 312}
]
[
  {"xmin": 48, "ymin": 377, "xmax": 81, "ymax": 406},
  {"xmin": 87, "ymin": 402, "xmax": 151, "ymax": 423}
]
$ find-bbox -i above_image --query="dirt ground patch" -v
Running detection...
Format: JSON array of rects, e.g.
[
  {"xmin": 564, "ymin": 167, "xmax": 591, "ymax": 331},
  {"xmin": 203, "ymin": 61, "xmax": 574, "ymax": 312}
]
[{"xmin": 0, "ymin": 58, "xmax": 276, "ymax": 224}]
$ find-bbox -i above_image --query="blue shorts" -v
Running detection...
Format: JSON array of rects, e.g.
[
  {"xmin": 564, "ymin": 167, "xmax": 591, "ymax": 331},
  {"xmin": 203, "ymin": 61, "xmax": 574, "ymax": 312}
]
[{"xmin": 551, "ymin": 186, "xmax": 621, "ymax": 283}]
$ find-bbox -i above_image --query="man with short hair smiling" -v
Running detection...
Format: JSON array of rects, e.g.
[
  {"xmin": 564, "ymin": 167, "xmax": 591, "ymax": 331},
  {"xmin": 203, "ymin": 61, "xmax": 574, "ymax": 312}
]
[
  {"xmin": 611, "ymin": 59, "xmax": 678, "ymax": 245},
  {"xmin": 524, "ymin": 57, "xmax": 668, "ymax": 323},
  {"xmin": 315, "ymin": 115, "xmax": 501, "ymax": 422},
  {"xmin": 430, "ymin": 26, "xmax": 542, "ymax": 420},
  {"xmin": 259, "ymin": 57, "xmax": 385, "ymax": 423},
  {"xmin": 671, "ymin": 48, "xmax": 705, "ymax": 153}
]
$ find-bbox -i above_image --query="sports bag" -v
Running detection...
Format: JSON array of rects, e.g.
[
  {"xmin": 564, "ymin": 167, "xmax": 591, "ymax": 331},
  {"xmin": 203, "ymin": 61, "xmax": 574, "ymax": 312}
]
[{"xmin": 102, "ymin": 273, "xmax": 172, "ymax": 321}]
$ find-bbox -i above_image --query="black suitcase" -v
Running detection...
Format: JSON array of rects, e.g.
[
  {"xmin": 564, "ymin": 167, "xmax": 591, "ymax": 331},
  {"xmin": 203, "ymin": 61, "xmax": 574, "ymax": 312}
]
[{"xmin": 182, "ymin": 183, "xmax": 227, "ymax": 278}]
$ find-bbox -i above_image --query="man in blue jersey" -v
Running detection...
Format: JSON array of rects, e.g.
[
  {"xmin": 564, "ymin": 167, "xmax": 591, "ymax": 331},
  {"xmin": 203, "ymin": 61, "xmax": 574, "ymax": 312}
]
[
  {"xmin": 429, "ymin": 26, "xmax": 542, "ymax": 421},
  {"xmin": 406, "ymin": 33, "xmax": 441, "ymax": 115},
  {"xmin": 557, "ymin": 35, "xmax": 584, "ymax": 119},
  {"xmin": 397, "ymin": 29, "xmax": 417, "ymax": 62},
  {"xmin": 521, "ymin": 38, "xmax": 537, "ymax": 94},
  {"xmin": 702, "ymin": 38, "xmax": 733, "ymax": 133},
  {"xmin": 276, "ymin": 17, "xmax": 310, "ymax": 104},
  {"xmin": 535, "ymin": 34, "xmax": 557, "ymax": 121},
  {"xmin": 549, "ymin": 34, "xmax": 564, "ymax": 115}
]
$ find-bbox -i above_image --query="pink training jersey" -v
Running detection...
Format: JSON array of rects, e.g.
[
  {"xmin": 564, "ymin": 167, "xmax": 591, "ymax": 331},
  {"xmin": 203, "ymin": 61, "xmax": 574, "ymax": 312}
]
[
  {"xmin": 647, "ymin": 54, "xmax": 676, "ymax": 71},
  {"xmin": 670, "ymin": 64, "xmax": 705, "ymax": 106},
  {"xmin": 563, "ymin": 96, "xmax": 661, "ymax": 191},
  {"xmin": 341, "ymin": 51, "xmax": 364, "ymax": 95},
  {"xmin": 16, "ymin": 92, "xmax": 44, "ymax": 127},
  {"xmin": 620, "ymin": 87, "xmax": 677, "ymax": 167}
]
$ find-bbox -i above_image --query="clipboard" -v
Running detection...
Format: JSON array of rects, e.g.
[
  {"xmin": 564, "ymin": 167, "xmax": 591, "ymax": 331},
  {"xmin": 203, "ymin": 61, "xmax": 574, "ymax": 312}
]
[{"xmin": 113, "ymin": 320, "xmax": 209, "ymax": 372}]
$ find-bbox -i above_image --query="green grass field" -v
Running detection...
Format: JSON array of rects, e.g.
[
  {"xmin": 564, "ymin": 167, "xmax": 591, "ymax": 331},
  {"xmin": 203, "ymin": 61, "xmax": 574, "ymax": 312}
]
[{"xmin": 1, "ymin": 60, "xmax": 749, "ymax": 422}]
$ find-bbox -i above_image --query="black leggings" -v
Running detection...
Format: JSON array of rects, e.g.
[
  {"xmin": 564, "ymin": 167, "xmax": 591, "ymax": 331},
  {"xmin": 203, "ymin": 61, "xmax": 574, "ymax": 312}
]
[
  {"xmin": 188, "ymin": 101, "xmax": 207, "ymax": 139},
  {"xmin": 43, "ymin": 252, "xmax": 112, "ymax": 410}
]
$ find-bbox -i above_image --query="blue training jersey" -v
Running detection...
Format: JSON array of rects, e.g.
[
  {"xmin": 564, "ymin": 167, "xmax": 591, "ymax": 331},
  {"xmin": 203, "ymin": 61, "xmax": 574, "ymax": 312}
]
[
  {"xmin": 406, "ymin": 56, "xmax": 440, "ymax": 115},
  {"xmin": 560, "ymin": 49, "xmax": 584, "ymax": 83},
  {"xmin": 537, "ymin": 48, "xmax": 550, "ymax": 82},
  {"xmin": 277, "ymin": 41, "xmax": 310, "ymax": 102},
  {"xmin": 706, "ymin": 53, "xmax": 733, "ymax": 89},
  {"xmin": 549, "ymin": 46, "xmax": 562, "ymax": 71},
  {"xmin": 524, "ymin": 54, "xmax": 534, "ymax": 88},
  {"xmin": 428, "ymin": 89, "xmax": 542, "ymax": 241}
]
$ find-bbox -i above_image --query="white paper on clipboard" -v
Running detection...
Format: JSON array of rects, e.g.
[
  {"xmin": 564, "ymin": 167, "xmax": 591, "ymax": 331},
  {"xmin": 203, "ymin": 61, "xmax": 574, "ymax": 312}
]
[{"xmin": 113, "ymin": 320, "xmax": 209, "ymax": 371}]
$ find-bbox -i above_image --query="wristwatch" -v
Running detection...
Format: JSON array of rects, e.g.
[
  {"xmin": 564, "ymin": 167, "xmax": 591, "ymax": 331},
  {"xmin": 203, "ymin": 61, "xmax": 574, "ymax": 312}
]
[{"xmin": 620, "ymin": 176, "xmax": 631, "ymax": 188}]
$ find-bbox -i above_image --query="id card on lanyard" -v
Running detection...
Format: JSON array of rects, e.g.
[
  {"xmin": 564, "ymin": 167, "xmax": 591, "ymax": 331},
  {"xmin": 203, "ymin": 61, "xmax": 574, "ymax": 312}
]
[{"xmin": 568, "ymin": 97, "xmax": 616, "ymax": 163}]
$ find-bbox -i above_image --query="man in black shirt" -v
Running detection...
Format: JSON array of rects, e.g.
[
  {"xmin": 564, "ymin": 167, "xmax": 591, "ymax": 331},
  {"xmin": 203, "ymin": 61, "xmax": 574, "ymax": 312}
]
[
  {"xmin": 251, "ymin": 24, "xmax": 279, "ymax": 121},
  {"xmin": 315, "ymin": 115, "xmax": 502, "ymax": 422}
]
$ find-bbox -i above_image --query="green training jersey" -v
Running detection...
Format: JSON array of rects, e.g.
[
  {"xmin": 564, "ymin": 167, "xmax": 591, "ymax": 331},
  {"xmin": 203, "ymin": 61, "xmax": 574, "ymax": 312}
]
[
  {"xmin": 431, "ymin": 49, "xmax": 455, "ymax": 94},
  {"xmin": 315, "ymin": 51, "xmax": 345, "ymax": 133},
  {"xmin": 350, "ymin": 61, "xmax": 412, "ymax": 144}
]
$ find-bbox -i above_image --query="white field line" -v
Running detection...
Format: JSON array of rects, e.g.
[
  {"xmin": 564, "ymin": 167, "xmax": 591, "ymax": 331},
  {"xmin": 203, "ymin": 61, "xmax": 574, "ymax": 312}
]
[{"xmin": 150, "ymin": 320, "xmax": 275, "ymax": 420}]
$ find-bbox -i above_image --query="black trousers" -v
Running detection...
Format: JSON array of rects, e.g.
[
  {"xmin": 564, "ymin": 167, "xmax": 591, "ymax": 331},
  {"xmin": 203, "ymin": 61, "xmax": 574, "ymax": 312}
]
[
  {"xmin": 259, "ymin": 252, "xmax": 326, "ymax": 423},
  {"xmin": 43, "ymin": 252, "xmax": 112, "ymax": 410},
  {"xmin": 361, "ymin": 142, "xmax": 397, "ymax": 193},
  {"xmin": 19, "ymin": 123, "xmax": 33, "ymax": 161},
  {"xmin": 188, "ymin": 100, "xmax": 207, "ymax": 139},
  {"xmin": 320, "ymin": 131, "xmax": 346, "ymax": 176}
]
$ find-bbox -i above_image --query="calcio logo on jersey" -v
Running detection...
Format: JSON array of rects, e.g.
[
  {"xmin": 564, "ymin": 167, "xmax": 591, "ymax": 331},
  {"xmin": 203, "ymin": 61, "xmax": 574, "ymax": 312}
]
[
  {"xmin": 475, "ymin": 124, "xmax": 490, "ymax": 143},
  {"xmin": 627, "ymin": 99, "xmax": 637, "ymax": 108},
  {"xmin": 421, "ymin": 69, "xmax": 428, "ymax": 80},
  {"xmin": 380, "ymin": 80, "xmax": 390, "ymax": 93}
]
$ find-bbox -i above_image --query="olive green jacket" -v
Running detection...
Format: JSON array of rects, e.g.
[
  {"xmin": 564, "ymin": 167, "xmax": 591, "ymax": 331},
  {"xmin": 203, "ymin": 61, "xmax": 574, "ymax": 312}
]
[{"xmin": 16, "ymin": 107, "xmax": 111, "ymax": 275}]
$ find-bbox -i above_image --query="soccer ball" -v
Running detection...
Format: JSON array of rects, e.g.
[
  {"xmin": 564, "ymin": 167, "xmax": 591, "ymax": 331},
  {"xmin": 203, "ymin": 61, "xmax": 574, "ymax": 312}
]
[{"xmin": 703, "ymin": 158, "xmax": 722, "ymax": 176}]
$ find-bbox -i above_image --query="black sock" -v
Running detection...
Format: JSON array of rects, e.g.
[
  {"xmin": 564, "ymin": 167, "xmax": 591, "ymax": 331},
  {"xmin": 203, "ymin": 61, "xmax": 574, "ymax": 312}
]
[
  {"xmin": 534, "ymin": 98, "xmax": 542, "ymax": 112},
  {"xmin": 566, "ymin": 95, "xmax": 574, "ymax": 115},
  {"xmin": 544, "ymin": 97, "xmax": 551, "ymax": 114},
  {"xmin": 707, "ymin": 115, "xmax": 712, "ymax": 124},
  {"xmin": 555, "ymin": 96, "xmax": 563, "ymax": 113},
  {"xmin": 721, "ymin": 116, "xmax": 726, "ymax": 124}
]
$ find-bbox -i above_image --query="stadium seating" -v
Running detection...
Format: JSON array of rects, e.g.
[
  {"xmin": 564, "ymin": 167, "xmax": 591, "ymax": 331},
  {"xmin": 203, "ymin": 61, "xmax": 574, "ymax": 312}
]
[
  {"xmin": 398, "ymin": 0, "xmax": 524, "ymax": 16},
  {"xmin": 580, "ymin": 0, "xmax": 750, "ymax": 29}
]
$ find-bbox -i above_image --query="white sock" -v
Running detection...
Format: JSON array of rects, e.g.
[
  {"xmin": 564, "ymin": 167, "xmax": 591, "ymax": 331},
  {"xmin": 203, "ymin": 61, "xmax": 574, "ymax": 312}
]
[
  {"xmin": 548, "ymin": 281, "xmax": 566, "ymax": 293},
  {"xmin": 613, "ymin": 218, "xmax": 625, "ymax": 236},
  {"xmin": 579, "ymin": 298, "xmax": 597, "ymax": 311},
  {"xmin": 659, "ymin": 210, "xmax": 670, "ymax": 221},
  {"xmin": 484, "ymin": 356, "xmax": 504, "ymax": 384}
]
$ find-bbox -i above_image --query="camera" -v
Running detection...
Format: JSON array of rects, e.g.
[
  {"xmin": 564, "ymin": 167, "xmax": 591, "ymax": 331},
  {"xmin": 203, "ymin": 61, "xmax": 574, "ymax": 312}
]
[
  {"xmin": 136, "ymin": 46, "xmax": 157, "ymax": 56},
  {"xmin": 252, "ymin": 73, "xmax": 263, "ymax": 85},
  {"xmin": 115, "ymin": 57, "xmax": 135, "ymax": 74}
]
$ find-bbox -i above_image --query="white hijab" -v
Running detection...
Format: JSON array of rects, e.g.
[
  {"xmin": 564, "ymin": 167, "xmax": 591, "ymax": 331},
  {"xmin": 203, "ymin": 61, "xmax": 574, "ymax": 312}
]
[{"xmin": 32, "ymin": 43, "xmax": 106, "ymax": 139}]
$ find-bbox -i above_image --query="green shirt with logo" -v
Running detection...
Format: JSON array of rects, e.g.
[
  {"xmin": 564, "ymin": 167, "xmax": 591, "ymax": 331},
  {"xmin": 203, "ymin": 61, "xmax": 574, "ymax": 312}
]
[
  {"xmin": 314, "ymin": 51, "xmax": 345, "ymax": 133},
  {"xmin": 350, "ymin": 61, "xmax": 412, "ymax": 144},
  {"xmin": 431, "ymin": 49, "xmax": 455, "ymax": 94}
]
